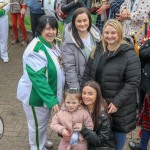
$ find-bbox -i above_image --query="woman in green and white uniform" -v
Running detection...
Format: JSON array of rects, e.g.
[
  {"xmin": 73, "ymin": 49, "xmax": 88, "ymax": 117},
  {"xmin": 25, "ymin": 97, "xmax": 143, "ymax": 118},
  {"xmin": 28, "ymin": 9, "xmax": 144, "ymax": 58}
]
[{"xmin": 17, "ymin": 15, "xmax": 65, "ymax": 150}]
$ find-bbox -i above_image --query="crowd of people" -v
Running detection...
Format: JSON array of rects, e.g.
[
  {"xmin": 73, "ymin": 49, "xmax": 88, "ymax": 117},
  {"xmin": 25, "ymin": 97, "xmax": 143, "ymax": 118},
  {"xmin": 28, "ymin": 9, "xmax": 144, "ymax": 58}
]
[{"xmin": 0, "ymin": 0, "xmax": 150, "ymax": 150}]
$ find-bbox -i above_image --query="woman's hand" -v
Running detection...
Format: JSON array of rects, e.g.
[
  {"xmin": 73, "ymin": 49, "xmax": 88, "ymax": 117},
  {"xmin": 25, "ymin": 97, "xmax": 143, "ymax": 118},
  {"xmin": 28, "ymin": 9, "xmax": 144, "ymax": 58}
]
[
  {"xmin": 20, "ymin": 8, "xmax": 26, "ymax": 17},
  {"xmin": 73, "ymin": 123, "xmax": 83, "ymax": 131},
  {"xmin": 108, "ymin": 102, "xmax": 118, "ymax": 114},
  {"xmin": 116, "ymin": 14, "xmax": 124, "ymax": 22},
  {"xmin": 61, "ymin": 129, "xmax": 71, "ymax": 141},
  {"xmin": 121, "ymin": 9, "xmax": 129, "ymax": 19},
  {"xmin": 116, "ymin": 9, "xmax": 130, "ymax": 21},
  {"xmin": 96, "ymin": 3, "xmax": 110, "ymax": 15},
  {"xmin": 52, "ymin": 104, "xmax": 60, "ymax": 113}
]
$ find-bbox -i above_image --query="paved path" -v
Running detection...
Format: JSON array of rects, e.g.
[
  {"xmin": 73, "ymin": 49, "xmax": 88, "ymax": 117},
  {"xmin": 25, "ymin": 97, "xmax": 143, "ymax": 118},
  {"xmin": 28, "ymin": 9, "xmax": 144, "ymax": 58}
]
[{"xmin": 0, "ymin": 29, "xmax": 148, "ymax": 150}]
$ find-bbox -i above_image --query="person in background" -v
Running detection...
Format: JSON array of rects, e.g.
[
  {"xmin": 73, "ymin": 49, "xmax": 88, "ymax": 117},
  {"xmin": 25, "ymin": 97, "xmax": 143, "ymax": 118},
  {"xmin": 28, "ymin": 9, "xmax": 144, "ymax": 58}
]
[
  {"xmin": 128, "ymin": 39, "xmax": 150, "ymax": 150},
  {"xmin": 10, "ymin": 0, "xmax": 28, "ymax": 46},
  {"xmin": 26, "ymin": 0, "xmax": 44, "ymax": 38},
  {"xmin": 61, "ymin": 0, "xmax": 91, "ymax": 25},
  {"xmin": 96, "ymin": 0, "xmax": 124, "ymax": 33},
  {"xmin": 61, "ymin": 7, "xmax": 101, "ymax": 90},
  {"xmin": 17, "ymin": 15, "xmax": 65, "ymax": 150},
  {"xmin": 74, "ymin": 80, "xmax": 116, "ymax": 149},
  {"xmin": 50, "ymin": 88, "xmax": 93, "ymax": 150},
  {"xmin": 0, "ymin": 0, "xmax": 10, "ymax": 63},
  {"xmin": 82, "ymin": 19, "xmax": 141, "ymax": 150},
  {"xmin": 116, "ymin": 0, "xmax": 150, "ymax": 46}
]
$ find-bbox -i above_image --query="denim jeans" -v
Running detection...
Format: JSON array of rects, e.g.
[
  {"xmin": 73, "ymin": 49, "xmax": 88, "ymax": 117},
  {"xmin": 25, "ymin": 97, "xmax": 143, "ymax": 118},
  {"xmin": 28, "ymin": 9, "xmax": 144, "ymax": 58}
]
[
  {"xmin": 113, "ymin": 132, "xmax": 126, "ymax": 150},
  {"xmin": 140, "ymin": 129, "xmax": 150, "ymax": 150}
]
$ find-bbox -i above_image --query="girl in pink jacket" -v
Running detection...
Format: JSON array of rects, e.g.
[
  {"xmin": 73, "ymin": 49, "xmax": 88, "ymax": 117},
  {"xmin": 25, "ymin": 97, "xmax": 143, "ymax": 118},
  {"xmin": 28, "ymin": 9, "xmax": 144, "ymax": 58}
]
[{"xmin": 50, "ymin": 88, "xmax": 93, "ymax": 150}]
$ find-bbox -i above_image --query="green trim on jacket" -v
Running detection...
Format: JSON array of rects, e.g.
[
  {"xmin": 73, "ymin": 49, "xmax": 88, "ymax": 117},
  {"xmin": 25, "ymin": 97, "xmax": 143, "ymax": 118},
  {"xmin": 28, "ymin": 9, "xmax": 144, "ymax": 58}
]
[
  {"xmin": 0, "ymin": 9, "xmax": 5, "ymax": 17},
  {"xmin": 26, "ymin": 40, "xmax": 59, "ymax": 108}
]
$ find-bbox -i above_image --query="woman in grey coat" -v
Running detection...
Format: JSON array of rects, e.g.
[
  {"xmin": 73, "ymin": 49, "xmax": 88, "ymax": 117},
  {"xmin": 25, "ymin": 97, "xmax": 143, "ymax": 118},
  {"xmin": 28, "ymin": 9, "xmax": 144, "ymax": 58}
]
[{"xmin": 61, "ymin": 8, "xmax": 101, "ymax": 90}]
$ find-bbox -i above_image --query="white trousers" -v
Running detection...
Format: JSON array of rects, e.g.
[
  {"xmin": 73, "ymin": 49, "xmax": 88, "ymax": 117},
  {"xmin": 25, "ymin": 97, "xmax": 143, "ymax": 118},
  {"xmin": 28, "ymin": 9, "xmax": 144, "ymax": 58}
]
[
  {"xmin": 0, "ymin": 15, "xmax": 9, "ymax": 61},
  {"xmin": 23, "ymin": 103, "xmax": 51, "ymax": 150}
]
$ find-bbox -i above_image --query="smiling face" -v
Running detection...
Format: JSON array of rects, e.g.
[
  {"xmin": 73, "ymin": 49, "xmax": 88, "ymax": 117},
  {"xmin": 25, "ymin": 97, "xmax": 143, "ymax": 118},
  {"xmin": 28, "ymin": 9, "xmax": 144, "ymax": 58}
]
[
  {"xmin": 75, "ymin": 12, "xmax": 89, "ymax": 33},
  {"xmin": 65, "ymin": 95, "xmax": 81, "ymax": 112},
  {"xmin": 103, "ymin": 25, "xmax": 119, "ymax": 46},
  {"xmin": 82, "ymin": 86, "xmax": 97, "ymax": 110},
  {"xmin": 41, "ymin": 23, "xmax": 57, "ymax": 44}
]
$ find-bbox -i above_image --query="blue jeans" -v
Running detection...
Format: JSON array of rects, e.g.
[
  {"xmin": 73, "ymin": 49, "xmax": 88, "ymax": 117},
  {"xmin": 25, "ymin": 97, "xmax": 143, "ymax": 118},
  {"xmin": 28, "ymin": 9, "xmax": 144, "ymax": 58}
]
[
  {"xmin": 140, "ymin": 129, "xmax": 150, "ymax": 150},
  {"xmin": 113, "ymin": 132, "xmax": 126, "ymax": 150}
]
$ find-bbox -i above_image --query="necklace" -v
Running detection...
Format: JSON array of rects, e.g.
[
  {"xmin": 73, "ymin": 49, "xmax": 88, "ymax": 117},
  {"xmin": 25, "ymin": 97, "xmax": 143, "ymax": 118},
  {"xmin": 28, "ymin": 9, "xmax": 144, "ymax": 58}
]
[{"xmin": 51, "ymin": 47, "xmax": 64, "ymax": 69}]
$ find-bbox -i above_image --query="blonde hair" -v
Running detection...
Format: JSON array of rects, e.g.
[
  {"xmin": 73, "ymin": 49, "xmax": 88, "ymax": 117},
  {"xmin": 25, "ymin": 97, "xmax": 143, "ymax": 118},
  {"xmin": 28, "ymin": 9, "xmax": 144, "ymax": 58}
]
[{"xmin": 102, "ymin": 19, "xmax": 126, "ymax": 52}]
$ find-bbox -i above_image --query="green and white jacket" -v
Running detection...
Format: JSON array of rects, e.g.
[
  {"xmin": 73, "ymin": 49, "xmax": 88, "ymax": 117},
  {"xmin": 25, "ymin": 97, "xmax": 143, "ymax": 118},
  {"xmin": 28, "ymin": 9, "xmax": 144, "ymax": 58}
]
[{"xmin": 17, "ymin": 36, "xmax": 65, "ymax": 109}]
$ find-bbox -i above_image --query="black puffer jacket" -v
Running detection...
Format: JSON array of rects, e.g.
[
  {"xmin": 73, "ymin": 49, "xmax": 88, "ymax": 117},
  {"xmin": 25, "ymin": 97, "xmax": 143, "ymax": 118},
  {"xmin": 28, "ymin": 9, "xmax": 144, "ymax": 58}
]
[
  {"xmin": 80, "ymin": 110, "xmax": 116, "ymax": 150},
  {"xmin": 82, "ymin": 42, "xmax": 141, "ymax": 133},
  {"xmin": 139, "ymin": 39, "xmax": 150, "ymax": 94}
]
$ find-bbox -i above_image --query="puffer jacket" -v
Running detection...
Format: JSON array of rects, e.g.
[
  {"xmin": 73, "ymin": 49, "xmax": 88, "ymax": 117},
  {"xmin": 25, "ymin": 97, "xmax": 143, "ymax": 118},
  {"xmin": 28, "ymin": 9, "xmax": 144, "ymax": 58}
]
[
  {"xmin": 61, "ymin": 23, "xmax": 101, "ymax": 90},
  {"xmin": 139, "ymin": 39, "xmax": 150, "ymax": 94},
  {"xmin": 80, "ymin": 110, "xmax": 116, "ymax": 150},
  {"xmin": 50, "ymin": 104, "xmax": 93, "ymax": 150},
  {"xmin": 82, "ymin": 42, "xmax": 141, "ymax": 133}
]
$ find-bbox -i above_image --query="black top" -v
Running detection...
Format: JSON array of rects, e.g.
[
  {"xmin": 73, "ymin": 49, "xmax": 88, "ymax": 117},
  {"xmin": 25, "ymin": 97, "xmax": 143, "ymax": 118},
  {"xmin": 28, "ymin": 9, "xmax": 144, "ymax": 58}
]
[
  {"xmin": 82, "ymin": 42, "xmax": 141, "ymax": 133},
  {"xmin": 80, "ymin": 110, "xmax": 116, "ymax": 150}
]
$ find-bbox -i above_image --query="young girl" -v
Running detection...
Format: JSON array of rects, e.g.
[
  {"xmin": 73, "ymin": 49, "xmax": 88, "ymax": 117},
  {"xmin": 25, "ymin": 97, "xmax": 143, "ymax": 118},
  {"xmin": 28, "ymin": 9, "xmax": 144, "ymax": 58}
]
[
  {"xmin": 50, "ymin": 88, "xmax": 93, "ymax": 150},
  {"xmin": 74, "ymin": 81, "xmax": 116, "ymax": 149}
]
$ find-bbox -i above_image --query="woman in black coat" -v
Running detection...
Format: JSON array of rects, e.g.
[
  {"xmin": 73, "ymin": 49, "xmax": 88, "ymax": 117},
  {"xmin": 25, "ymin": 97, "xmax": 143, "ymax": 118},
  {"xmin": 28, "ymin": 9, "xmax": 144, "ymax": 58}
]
[
  {"xmin": 74, "ymin": 80, "xmax": 116, "ymax": 150},
  {"xmin": 81, "ymin": 19, "xmax": 141, "ymax": 150}
]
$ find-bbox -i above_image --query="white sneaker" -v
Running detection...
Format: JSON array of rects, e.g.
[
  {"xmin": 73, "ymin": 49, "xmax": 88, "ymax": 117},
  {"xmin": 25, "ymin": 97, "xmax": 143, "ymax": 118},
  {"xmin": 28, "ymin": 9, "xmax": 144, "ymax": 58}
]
[
  {"xmin": 44, "ymin": 140, "xmax": 53, "ymax": 149},
  {"xmin": 3, "ymin": 59, "xmax": 9, "ymax": 63}
]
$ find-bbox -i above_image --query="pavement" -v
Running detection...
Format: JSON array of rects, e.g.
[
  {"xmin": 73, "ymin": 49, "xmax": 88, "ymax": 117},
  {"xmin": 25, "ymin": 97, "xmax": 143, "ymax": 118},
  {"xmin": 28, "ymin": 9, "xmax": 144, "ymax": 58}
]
[{"xmin": 0, "ymin": 29, "xmax": 149, "ymax": 150}]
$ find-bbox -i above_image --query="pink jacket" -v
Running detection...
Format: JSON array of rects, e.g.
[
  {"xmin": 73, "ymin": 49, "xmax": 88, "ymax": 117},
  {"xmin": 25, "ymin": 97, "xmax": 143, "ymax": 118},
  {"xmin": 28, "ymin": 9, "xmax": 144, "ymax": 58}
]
[{"xmin": 50, "ymin": 104, "xmax": 93, "ymax": 150}]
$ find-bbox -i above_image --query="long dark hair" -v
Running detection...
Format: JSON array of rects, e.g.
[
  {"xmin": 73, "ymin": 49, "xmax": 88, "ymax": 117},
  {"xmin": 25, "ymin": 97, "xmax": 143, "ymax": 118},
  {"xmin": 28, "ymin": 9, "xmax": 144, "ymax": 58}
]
[
  {"xmin": 82, "ymin": 81, "xmax": 107, "ymax": 129},
  {"xmin": 71, "ymin": 7, "xmax": 92, "ymax": 49},
  {"xmin": 35, "ymin": 15, "xmax": 58, "ymax": 37}
]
